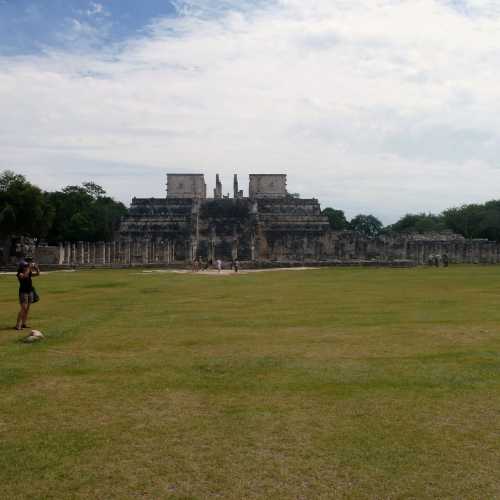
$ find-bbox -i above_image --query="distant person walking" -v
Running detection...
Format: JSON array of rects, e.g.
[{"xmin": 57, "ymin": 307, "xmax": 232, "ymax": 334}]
[
  {"xmin": 15, "ymin": 259, "xmax": 39, "ymax": 330},
  {"xmin": 216, "ymin": 259, "xmax": 222, "ymax": 273},
  {"xmin": 234, "ymin": 259, "xmax": 239, "ymax": 273},
  {"xmin": 442, "ymin": 254, "xmax": 449, "ymax": 267}
]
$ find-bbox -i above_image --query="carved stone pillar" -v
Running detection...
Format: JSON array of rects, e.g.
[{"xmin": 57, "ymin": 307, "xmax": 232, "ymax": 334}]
[
  {"xmin": 165, "ymin": 242, "xmax": 169, "ymax": 264},
  {"xmin": 232, "ymin": 238, "xmax": 238, "ymax": 261},
  {"xmin": 64, "ymin": 242, "xmax": 70, "ymax": 265},
  {"xmin": 71, "ymin": 243, "xmax": 76, "ymax": 265},
  {"xmin": 78, "ymin": 241, "xmax": 84, "ymax": 265},
  {"xmin": 99, "ymin": 242, "xmax": 104, "ymax": 265},
  {"xmin": 59, "ymin": 243, "xmax": 65, "ymax": 265},
  {"xmin": 142, "ymin": 240, "xmax": 148, "ymax": 265}
]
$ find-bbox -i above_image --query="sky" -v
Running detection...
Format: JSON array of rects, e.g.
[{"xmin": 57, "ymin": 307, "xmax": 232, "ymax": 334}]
[{"xmin": 1, "ymin": 0, "xmax": 500, "ymax": 223}]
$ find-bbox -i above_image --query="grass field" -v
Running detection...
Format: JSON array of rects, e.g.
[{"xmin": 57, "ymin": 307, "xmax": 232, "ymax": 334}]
[{"xmin": 1, "ymin": 266, "xmax": 500, "ymax": 499}]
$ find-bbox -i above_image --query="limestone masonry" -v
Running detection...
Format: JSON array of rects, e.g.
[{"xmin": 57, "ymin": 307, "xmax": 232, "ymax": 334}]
[{"xmin": 3, "ymin": 172, "xmax": 500, "ymax": 268}]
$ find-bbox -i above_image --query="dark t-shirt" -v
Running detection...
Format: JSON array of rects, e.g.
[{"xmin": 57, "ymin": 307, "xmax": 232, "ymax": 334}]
[{"xmin": 17, "ymin": 270, "xmax": 33, "ymax": 294}]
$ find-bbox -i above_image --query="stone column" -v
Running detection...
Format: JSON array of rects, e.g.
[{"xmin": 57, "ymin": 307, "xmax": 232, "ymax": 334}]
[
  {"xmin": 58, "ymin": 243, "xmax": 65, "ymax": 265},
  {"xmin": 99, "ymin": 242, "xmax": 104, "ymax": 265},
  {"xmin": 64, "ymin": 242, "xmax": 70, "ymax": 265},
  {"xmin": 71, "ymin": 243, "xmax": 76, "ymax": 265},
  {"xmin": 232, "ymin": 238, "xmax": 238, "ymax": 261},
  {"xmin": 142, "ymin": 240, "xmax": 148, "ymax": 265},
  {"xmin": 78, "ymin": 241, "xmax": 84, "ymax": 265}
]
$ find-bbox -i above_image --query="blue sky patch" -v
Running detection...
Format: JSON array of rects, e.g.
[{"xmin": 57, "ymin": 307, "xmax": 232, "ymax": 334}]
[{"xmin": 0, "ymin": 0, "xmax": 178, "ymax": 54}]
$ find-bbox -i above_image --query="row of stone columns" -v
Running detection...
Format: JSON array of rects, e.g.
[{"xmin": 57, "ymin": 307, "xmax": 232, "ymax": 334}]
[
  {"xmin": 320, "ymin": 235, "xmax": 500, "ymax": 264},
  {"xmin": 55, "ymin": 236, "xmax": 500, "ymax": 266},
  {"xmin": 58, "ymin": 240, "xmax": 179, "ymax": 266}
]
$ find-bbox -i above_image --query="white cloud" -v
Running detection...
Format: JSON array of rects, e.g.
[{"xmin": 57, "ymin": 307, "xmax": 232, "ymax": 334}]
[
  {"xmin": 86, "ymin": 2, "xmax": 105, "ymax": 17},
  {"xmin": 1, "ymin": 0, "xmax": 500, "ymax": 222}
]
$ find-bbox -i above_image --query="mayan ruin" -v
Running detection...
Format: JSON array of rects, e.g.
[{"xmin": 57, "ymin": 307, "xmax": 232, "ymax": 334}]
[{"xmin": 3, "ymin": 172, "xmax": 500, "ymax": 269}]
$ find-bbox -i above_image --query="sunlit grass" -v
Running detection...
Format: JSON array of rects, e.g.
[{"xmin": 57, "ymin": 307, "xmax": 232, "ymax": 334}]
[{"xmin": 1, "ymin": 266, "xmax": 500, "ymax": 498}]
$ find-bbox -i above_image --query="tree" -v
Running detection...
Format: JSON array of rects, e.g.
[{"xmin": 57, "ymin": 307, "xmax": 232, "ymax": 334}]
[
  {"xmin": 441, "ymin": 200, "xmax": 500, "ymax": 242},
  {"xmin": 349, "ymin": 214, "xmax": 383, "ymax": 237},
  {"xmin": 90, "ymin": 196, "xmax": 127, "ymax": 241},
  {"xmin": 0, "ymin": 170, "xmax": 27, "ymax": 191},
  {"xmin": 66, "ymin": 212, "xmax": 94, "ymax": 241},
  {"xmin": 442, "ymin": 204, "xmax": 485, "ymax": 239},
  {"xmin": 0, "ymin": 169, "xmax": 52, "ymax": 238},
  {"xmin": 46, "ymin": 182, "xmax": 127, "ymax": 242},
  {"xmin": 83, "ymin": 181, "xmax": 106, "ymax": 200},
  {"xmin": 0, "ymin": 204, "xmax": 16, "ymax": 236},
  {"xmin": 322, "ymin": 207, "xmax": 348, "ymax": 230},
  {"xmin": 388, "ymin": 213, "xmax": 447, "ymax": 234}
]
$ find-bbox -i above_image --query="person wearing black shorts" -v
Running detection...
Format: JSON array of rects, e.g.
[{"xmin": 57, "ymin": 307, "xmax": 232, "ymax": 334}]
[{"xmin": 16, "ymin": 260, "xmax": 39, "ymax": 330}]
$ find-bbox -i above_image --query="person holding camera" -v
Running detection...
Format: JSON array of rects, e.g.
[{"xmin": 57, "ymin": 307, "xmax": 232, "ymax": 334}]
[{"xmin": 15, "ymin": 258, "xmax": 39, "ymax": 331}]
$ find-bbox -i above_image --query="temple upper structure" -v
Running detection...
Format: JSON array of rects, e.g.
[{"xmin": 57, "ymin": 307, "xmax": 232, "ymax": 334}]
[
  {"xmin": 249, "ymin": 174, "xmax": 287, "ymax": 198},
  {"xmin": 166, "ymin": 174, "xmax": 206, "ymax": 199},
  {"xmin": 214, "ymin": 174, "xmax": 222, "ymax": 199},
  {"xmin": 121, "ymin": 172, "xmax": 329, "ymax": 262}
]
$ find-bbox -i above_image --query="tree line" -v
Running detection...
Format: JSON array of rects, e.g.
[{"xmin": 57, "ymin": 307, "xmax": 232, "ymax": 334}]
[
  {"xmin": 3, "ymin": 169, "xmax": 500, "ymax": 242},
  {"xmin": 323, "ymin": 202, "xmax": 500, "ymax": 242},
  {"xmin": 0, "ymin": 170, "xmax": 127, "ymax": 242}
]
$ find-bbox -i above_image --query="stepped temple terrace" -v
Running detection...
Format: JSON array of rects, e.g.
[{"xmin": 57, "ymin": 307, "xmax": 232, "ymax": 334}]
[{"xmin": 2, "ymin": 173, "xmax": 500, "ymax": 268}]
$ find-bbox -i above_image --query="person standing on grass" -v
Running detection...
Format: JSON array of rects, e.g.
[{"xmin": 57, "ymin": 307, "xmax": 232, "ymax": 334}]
[{"xmin": 15, "ymin": 259, "xmax": 39, "ymax": 330}]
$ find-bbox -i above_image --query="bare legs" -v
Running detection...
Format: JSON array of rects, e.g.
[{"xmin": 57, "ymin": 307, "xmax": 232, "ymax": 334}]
[{"xmin": 16, "ymin": 302, "xmax": 30, "ymax": 330}]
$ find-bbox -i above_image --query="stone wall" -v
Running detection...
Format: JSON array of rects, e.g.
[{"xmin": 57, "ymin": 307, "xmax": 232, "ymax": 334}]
[
  {"xmin": 43, "ymin": 233, "xmax": 500, "ymax": 267},
  {"xmin": 166, "ymin": 174, "xmax": 206, "ymax": 199},
  {"xmin": 3, "ymin": 231, "xmax": 499, "ymax": 270},
  {"xmin": 249, "ymin": 174, "xmax": 287, "ymax": 199}
]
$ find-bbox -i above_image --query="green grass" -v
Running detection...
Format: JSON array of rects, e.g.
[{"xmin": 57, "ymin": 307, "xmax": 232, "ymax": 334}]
[{"xmin": 1, "ymin": 266, "xmax": 500, "ymax": 499}]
